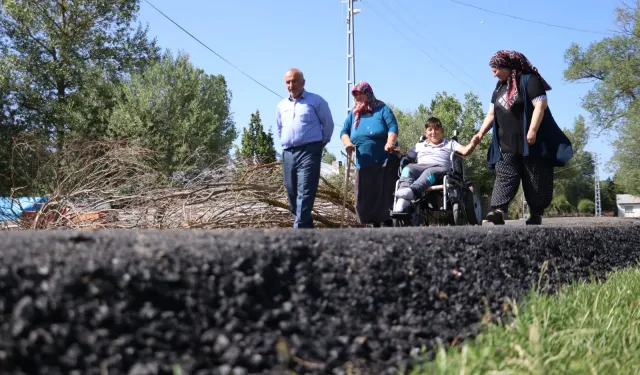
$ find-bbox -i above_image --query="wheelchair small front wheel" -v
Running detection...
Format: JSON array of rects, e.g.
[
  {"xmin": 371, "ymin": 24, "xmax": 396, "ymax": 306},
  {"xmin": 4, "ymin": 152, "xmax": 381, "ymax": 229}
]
[
  {"xmin": 452, "ymin": 202, "xmax": 465, "ymax": 226},
  {"xmin": 392, "ymin": 216, "xmax": 413, "ymax": 227}
]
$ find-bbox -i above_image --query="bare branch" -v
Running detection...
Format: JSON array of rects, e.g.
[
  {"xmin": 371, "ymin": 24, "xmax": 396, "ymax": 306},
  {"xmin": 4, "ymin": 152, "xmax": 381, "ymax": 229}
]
[{"xmin": 6, "ymin": 139, "xmax": 360, "ymax": 230}]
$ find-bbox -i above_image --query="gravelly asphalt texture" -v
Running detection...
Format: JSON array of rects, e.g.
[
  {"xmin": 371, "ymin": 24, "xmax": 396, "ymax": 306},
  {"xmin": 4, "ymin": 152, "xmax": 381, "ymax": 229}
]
[{"xmin": 1, "ymin": 222, "xmax": 640, "ymax": 374}]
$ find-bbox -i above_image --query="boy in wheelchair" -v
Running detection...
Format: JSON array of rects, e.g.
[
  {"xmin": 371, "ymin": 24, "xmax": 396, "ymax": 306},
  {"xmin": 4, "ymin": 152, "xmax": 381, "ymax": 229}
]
[{"xmin": 393, "ymin": 117, "xmax": 480, "ymax": 217}]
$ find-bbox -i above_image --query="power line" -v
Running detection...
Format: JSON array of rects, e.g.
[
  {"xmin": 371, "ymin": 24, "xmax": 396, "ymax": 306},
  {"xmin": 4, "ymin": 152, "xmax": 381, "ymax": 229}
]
[
  {"xmin": 364, "ymin": 0, "xmax": 477, "ymax": 92},
  {"xmin": 382, "ymin": 0, "xmax": 484, "ymax": 90},
  {"xmin": 392, "ymin": 0, "xmax": 466, "ymax": 58},
  {"xmin": 143, "ymin": 0, "xmax": 284, "ymax": 99},
  {"xmin": 448, "ymin": 0, "xmax": 616, "ymax": 36},
  {"xmin": 553, "ymin": 158, "xmax": 595, "ymax": 175}
]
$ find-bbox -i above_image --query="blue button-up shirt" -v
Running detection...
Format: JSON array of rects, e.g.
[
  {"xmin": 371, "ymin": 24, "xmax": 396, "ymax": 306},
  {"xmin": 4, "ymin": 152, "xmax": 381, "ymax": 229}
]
[{"xmin": 276, "ymin": 90, "xmax": 334, "ymax": 149}]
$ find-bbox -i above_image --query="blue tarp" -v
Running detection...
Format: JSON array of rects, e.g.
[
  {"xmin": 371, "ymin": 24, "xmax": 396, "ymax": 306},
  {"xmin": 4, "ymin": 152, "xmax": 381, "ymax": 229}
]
[{"xmin": 0, "ymin": 197, "xmax": 48, "ymax": 221}]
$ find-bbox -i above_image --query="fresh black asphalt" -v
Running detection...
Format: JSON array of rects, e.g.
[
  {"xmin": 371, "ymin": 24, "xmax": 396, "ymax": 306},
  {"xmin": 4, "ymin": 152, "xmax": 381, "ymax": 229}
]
[{"xmin": 1, "ymin": 222, "xmax": 639, "ymax": 374}]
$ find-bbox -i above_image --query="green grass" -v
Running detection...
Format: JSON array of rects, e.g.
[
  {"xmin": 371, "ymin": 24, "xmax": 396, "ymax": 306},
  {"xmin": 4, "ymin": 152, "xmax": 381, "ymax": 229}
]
[{"xmin": 407, "ymin": 267, "xmax": 640, "ymax": 375}]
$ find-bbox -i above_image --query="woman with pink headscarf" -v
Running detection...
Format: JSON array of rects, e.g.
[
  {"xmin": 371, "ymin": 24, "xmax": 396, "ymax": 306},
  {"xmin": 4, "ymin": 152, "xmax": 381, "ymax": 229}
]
[{"xmin": 340, "ymin": 81, "xmax": 400, "ymax": 227}]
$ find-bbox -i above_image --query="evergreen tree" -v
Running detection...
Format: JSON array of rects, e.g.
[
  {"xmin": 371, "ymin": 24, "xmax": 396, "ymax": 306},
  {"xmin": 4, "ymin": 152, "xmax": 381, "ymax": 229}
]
[{"xmin": 240, "ymin": 110, "xmax": 276, "ymax": 164}]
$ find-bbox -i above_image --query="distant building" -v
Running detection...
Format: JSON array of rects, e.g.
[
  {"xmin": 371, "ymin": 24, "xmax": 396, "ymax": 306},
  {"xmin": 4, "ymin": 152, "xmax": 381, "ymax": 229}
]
[{"xmin": 616, "ymin": 194, "xmax": 640, "ymax": 218}]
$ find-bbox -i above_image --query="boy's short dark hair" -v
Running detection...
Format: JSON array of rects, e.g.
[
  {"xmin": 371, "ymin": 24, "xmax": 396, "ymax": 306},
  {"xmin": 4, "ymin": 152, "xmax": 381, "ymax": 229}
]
[{"xmin": 425, "ymin": 117, "xmax": 443, "ymax": 130}]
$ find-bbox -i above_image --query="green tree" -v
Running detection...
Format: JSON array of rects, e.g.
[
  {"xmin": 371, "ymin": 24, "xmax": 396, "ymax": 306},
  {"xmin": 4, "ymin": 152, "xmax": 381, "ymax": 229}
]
[
  {"xmin": 564, "ymin": 2, "xmax": 640, "ymax": 130},
  {"xmin": 322, "ymin": 149, "xmax": 337, "ymax": 164},
  {"xmin": 0, "ymin": 0, "xmax": 159, "ymax": 195},
  {"xmin": 392, "ymin": 103, "xmax": 431, "ymax": 153},
  {"xmin": 549, "ymin": 195, "xmax": 575, "ymax": 216},
  {"xmin": 0, "ymin": 0, "xmax": 159, "ymax": 153},
  {"xmin": 554, "ymin": 115, "xmax": 595, "ymax": 207},
  {"xmin": 564, "ymin": 2, "xmax": 640, "ymax": 195},
  {"xmin": 457, "ymin": 93, "xmax": 494, "ymax": 198},
  {"xmin": 578, "ymin": 199, "xmax": 596, "ymax": 215},
  {"xmin": 608, "ymin": 106, "xmax": 640, "ymax": 194},
  {"xmin": 239, "ymin": 110, "xmax": 276, "ymax": 164},
  {"xmin": 429, "ymin": 91, "xmax": 463, "ymax": 137},
  {"xmin": 109, "ymin": 51, "xmax": 237, "ymax": 175},
  {"xmin": 600, "ymin": 178, "xmax": 619, "ymax": 213}
]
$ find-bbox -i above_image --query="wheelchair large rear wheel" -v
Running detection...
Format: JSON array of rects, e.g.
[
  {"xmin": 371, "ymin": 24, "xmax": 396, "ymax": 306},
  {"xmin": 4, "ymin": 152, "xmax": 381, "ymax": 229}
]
[{"xmin": 465, "ymin": 187, "xmax": 482, "ymax": 225}]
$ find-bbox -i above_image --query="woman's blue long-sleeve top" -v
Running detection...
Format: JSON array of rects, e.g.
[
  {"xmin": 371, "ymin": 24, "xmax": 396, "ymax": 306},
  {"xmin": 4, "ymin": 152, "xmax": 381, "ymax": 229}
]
[{"xmin": 340, "ymin": 104, "xmax": 398, "ymax": 168}]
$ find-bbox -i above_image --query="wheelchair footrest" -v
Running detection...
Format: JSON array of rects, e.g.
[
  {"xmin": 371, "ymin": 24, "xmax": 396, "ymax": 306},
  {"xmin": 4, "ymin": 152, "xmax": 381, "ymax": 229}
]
[{"xmin": 390, "ymin": 211, "xmax": 412, "ymax": 218}]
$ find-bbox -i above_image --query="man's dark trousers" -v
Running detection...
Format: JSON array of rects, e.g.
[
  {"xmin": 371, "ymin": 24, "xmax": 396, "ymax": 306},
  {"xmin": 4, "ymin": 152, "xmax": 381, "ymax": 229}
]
[{"xmin": 282, "ymin": 141, "xmax": 323, "ymax": 229}]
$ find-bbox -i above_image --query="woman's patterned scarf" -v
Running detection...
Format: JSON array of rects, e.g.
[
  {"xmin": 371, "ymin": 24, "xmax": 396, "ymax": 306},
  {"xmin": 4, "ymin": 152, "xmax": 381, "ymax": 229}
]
[
  {"xmin": 489, "ymin": 50, "xmax": 551, "ymax": 111},
  {"xmin": 352, "ymin": 81, "xmax": 384, "ymax": 128}
]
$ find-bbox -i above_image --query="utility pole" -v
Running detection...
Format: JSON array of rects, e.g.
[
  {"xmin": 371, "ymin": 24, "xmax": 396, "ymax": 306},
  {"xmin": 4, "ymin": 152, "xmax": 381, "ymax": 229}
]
[
  {"xmin": 345, "ymin": 0, "xmax": 359, "ymax": 113},
  {"xmin": 341, "ymin": 0, "xmax": 359, "ymax": 227},
  {"xmin": 594, "ymin": 153, "xmax": 602, "ymax": 217}
]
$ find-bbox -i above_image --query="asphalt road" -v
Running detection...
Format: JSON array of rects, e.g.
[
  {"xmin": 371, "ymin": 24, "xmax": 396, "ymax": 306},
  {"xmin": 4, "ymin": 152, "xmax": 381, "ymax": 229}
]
[
  {"xmin": 1, "ymin": 219, "xmax": 639, "ymax": 374},
  {"xmin": 495, "ymin": 216, "xmax": 640, "ymax": 227}
]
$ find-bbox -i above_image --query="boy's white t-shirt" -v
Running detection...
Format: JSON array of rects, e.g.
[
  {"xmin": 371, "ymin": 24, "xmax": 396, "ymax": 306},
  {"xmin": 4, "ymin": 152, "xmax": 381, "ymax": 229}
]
[{"xmin": 414, "ymin": 138, "xmax": 461, "ymax": 168}]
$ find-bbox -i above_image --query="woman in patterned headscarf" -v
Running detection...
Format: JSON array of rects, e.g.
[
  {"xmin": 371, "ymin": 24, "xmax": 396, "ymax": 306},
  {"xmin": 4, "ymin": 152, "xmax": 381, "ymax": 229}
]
[
  {"xmin": 472, "ymin": 50, "xmax": 573, "ymax": 225},
  {"xmin": 340, "ymin": 81, "xmax": 400, "ymax": 227}
]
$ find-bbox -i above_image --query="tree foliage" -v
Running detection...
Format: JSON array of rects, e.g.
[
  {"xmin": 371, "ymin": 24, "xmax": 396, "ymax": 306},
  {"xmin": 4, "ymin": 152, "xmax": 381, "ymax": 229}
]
[
  {"xmin": 239, "ymin": 110, "xmax": 276, "ymax": 164},
  {"xmin": 109, "ymin": 51, "xmax": 237, "ymax": 175},
  {"xmin": 600, "ymin": 178, "xmax": 619, "ymax": 213},
  {"xmin": 554, "ymin": 115, "xmax": 595, "ymax": 207},
  {"xmin": 564, "ymin": 1, "xmax": 640, "ymax": 196},
  {"xmin": 563, "ymin": 2, "xmax": 640, "ymax": 130},
  {"xmin": 549, "ymin": 195, "xmax": 575, "ymax": 216},
  {"xmin": 578, "ymin": 199, "xmax": 596, "ymax": 214},
  {"xmin": 609, "ymin": 105, "xmax": 640, "ymax": 194},
  {"xmin": 0, "ymin": 1, "xmax": 238, "ymax": 195},
  {"xmin": 322, "ymin": 149, "xmax": 337, "ymax": 165},
  {"xmin": 0, "ymin": 0, "xmax": 159, "ymax": 149}
]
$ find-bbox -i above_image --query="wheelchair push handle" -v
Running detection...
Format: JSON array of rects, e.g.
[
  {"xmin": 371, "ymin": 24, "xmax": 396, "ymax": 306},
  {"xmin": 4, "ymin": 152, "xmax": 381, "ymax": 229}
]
[{"xmin": 388, "ymin": 148, "xmax": 405, "ymax": 158}]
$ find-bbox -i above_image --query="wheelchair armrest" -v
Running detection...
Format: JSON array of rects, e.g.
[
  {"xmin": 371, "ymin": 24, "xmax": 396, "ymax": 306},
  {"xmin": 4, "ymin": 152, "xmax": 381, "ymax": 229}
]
[
  {"xmin": 400, "ymin": 156, "xmax": 416, "ymax": 169},
  {"xmin": 449, "ymin": 152, "xmax": 465, "ymax": 178}
]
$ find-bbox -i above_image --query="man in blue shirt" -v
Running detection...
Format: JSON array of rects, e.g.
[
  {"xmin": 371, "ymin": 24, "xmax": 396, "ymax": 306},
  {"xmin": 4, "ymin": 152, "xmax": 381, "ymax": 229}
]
[{"xmin": 276, "ymin": 68, "xmax": 335, "ymax": 228}]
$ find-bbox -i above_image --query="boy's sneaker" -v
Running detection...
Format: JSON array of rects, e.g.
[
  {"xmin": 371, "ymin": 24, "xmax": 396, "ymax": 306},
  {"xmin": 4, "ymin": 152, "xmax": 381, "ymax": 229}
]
[
  {"xmin": 486, "ymin": 209, "xmax": 505, "ymax": 225},
  {"xmin": 395, "ymin": 188, "xmax": 415, "ymax": 200},
  {"xmin": 393, "ymin": 198, "xmax": 411, "ymax": 213}
]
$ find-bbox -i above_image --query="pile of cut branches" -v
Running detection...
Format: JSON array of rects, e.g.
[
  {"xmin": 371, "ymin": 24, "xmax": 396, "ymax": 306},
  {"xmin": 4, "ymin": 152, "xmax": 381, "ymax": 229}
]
[{"xmin": 5, "ymin": 140, "xmax": 360, "ymax": 230}]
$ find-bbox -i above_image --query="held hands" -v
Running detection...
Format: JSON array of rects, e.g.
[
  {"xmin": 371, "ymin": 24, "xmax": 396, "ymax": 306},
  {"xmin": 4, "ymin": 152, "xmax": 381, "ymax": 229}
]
[
  {"xmin": 471, "ymin": 133, "xmax": 483, "ymax": 146},
  {"xmin": 470, "ymin": 130, "xmax": 536, "ymax": 145}
]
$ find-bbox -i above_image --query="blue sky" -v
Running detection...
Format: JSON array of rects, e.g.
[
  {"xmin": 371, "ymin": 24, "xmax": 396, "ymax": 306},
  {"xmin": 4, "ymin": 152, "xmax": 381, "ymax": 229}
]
[{"xmin": 138, "ymin": 0, "xmax": 621, "ymax": 178}]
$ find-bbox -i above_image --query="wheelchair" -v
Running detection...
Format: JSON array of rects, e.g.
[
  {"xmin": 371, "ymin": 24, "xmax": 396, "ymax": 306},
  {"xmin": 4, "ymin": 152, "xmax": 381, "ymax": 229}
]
[{"xmin": 389, "ymin": 131, "xmax": 483, "ymax": 227}]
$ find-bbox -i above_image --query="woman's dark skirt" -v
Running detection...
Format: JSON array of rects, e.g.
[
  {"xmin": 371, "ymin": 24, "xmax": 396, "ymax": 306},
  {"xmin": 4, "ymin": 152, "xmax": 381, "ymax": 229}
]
[{"xmin": 354, "ymin": 154, "xmax": 400, "ymax": 225}]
